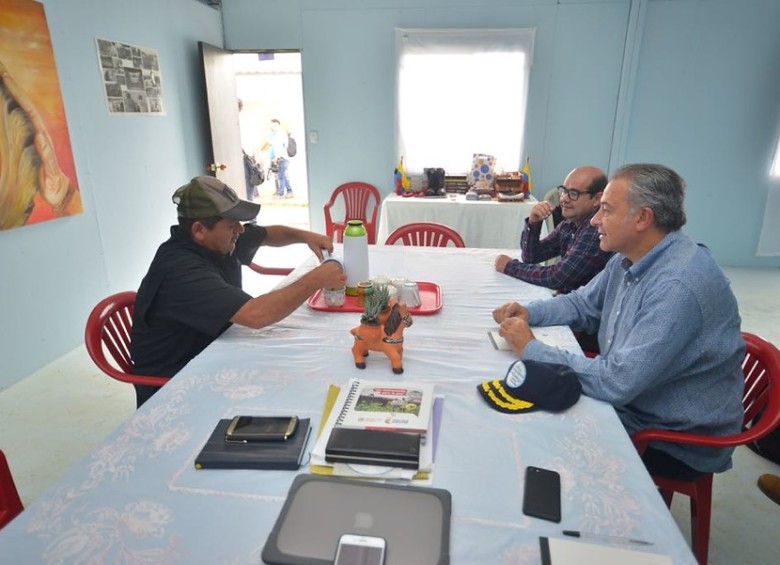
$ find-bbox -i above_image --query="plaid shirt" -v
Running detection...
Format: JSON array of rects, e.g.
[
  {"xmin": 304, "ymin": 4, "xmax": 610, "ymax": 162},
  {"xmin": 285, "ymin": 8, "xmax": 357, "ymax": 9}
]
[{"xmin": 502, "ymin": 212, "xmax": 612, "ymax": 294}]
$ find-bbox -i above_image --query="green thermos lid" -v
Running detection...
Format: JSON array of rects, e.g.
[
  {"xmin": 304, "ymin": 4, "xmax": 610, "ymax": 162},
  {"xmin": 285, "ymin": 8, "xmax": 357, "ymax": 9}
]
[{"xmin": 344, "ymin": 220, "xmax": 366, "ymax": 238}]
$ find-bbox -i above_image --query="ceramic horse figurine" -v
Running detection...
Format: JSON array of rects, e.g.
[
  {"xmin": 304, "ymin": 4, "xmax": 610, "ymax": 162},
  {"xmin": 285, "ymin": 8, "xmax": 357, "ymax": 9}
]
[{"xmin": 350, "ymin": 300, "xmax": 413, "ymax": 374}]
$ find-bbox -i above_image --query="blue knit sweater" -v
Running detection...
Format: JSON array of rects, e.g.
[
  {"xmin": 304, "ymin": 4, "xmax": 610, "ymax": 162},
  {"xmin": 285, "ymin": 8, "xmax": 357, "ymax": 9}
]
[{"xmin": 523, "ymin": 230, "xmax": 744, "ymax": 473}]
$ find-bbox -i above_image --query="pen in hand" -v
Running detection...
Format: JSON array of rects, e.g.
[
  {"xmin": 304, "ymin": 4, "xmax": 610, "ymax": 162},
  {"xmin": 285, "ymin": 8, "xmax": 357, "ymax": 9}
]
[{"xmin": 562, "ymin": 530, "xmax": 653, "ymax": 546}]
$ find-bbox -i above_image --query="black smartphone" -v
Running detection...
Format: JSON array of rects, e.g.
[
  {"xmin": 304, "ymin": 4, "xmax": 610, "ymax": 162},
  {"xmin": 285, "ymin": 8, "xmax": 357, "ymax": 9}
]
[
  {"xmin": 522, "ymin": 466, "xmax": 561, "ymax": 522},
  {"xmin": 224, "ymin": 415, "xmax": 298, "ymax": 442}
]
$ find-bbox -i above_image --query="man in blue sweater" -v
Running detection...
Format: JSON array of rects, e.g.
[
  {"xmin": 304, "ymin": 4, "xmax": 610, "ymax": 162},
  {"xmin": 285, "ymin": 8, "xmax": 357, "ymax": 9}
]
[{"xmin": 493, "ymin": 163, "xmax": 744, "ymax": 479}]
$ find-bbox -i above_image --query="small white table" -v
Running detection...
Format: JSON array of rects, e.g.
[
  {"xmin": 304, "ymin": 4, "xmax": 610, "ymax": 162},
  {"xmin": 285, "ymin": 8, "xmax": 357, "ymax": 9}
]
[{"xmin": 377, "ymin": 193, "xmax": 537, "ymax": 249}]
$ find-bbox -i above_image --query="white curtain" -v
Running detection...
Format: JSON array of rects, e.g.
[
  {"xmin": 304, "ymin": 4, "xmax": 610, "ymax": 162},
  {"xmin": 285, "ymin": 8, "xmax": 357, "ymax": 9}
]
[{"xmin": 395, "ymin": 28, "xmax": 535, "ymax": 176}]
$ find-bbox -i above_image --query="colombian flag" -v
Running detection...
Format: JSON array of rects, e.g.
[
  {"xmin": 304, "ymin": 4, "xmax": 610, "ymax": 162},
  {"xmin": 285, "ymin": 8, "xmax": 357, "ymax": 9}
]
[
  {"xmin": 394, "ymin": 156, "xmax": 411, "ymax": 194},
  {"xmin": 520, "ymin": 157, "xmax": 532, "ymax": 196}
]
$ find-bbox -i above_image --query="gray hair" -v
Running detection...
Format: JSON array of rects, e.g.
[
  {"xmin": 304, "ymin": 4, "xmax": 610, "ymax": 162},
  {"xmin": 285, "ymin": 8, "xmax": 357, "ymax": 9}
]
[{"xmin": 612, "ymin": 163, "xmax": 687, "ymax": 232}]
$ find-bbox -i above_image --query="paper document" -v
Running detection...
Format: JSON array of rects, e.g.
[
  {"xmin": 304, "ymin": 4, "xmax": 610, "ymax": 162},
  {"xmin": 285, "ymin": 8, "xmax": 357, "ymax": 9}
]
[
  {"xmin": 488, "ymin": 331, "xmax": 512, "ymax": 351},
  {"xmin": 490, "ymin": 327, "xmax": 585, "ymax": 355},
  {"xmin": 540, "ymin": 537, "xmax": 671, "ymax": 565}
]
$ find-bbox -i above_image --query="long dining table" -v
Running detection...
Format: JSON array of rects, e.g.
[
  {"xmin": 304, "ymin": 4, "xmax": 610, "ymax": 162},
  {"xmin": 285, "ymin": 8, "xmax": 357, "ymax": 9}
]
[{"xmin": 0, "ymin": 245, "xmax": 695, "ymax": 564}]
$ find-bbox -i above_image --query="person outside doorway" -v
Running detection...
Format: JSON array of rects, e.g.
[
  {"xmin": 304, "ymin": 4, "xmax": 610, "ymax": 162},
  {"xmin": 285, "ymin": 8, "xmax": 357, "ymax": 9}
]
[{"xmin": 262, "ymin": 118, "xmax": 293, "ymax": 199}]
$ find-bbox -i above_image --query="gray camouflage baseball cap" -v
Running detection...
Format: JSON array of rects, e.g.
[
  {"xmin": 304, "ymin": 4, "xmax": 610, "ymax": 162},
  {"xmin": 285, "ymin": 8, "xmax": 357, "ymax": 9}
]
[{"xmin": 172, "ymin": 176, "xmax": 260, "ymax": 221}]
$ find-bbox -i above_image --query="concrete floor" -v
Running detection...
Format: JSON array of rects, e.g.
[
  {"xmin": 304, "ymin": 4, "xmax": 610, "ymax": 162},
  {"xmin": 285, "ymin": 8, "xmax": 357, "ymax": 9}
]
[{"xmin": 1, "ymin": 203, "xmax": 778, "ymax": 564}]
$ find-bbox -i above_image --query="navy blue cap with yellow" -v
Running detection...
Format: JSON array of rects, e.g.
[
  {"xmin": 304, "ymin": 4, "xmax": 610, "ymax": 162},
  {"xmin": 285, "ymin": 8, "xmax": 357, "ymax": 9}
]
[{"xmin": 477, "ymin": 359, "xmax": 582, "ymax": 414}]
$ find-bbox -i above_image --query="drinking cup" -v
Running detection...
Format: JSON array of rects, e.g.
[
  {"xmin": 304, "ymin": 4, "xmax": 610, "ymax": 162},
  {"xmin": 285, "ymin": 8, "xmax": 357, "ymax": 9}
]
[
  {"xmin": 401, "ymin": 281, "xmax": 422, "ymax": 308},
  {"xmin": 324, "ymin": 286, "xmax": 346, "ymax": 307}
]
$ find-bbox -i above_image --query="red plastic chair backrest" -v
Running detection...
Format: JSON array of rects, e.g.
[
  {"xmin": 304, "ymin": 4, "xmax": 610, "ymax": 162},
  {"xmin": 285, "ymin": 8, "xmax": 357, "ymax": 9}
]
[
  {"xmin": 384, "ymin": 222, "xmax": 466, "ymax": 248},
  {"xmin": 633, "ymin": 332, "xmax": 780, "ymax": 453},
  {"xmin": 84, "ymin": 291, "xmax": 168, "ymax": 387},
  {"xmin": 741, "ymin": 332, "xmax": 780, "ymax": 428},
  {"xmin": 323, "ymin": 182, "xmax": 381, "ymax": 244},
  {"xmin": 0, "ymin": 449, "xmax": 23, "ymax": 530},
  {"xmin": 248, "ymin": 263, "xmax": 294, "ymax": 276}
]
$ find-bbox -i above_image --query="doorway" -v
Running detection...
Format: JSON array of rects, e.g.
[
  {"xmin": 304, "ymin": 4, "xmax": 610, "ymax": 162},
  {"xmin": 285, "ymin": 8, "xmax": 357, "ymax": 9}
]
[
  {"xmin": 234, "ymin": 51, "xmax": 309, "ymax": 231},
  {"xmin": 234, "ymin": 51, "xmax": 312, "ymax": 274}
]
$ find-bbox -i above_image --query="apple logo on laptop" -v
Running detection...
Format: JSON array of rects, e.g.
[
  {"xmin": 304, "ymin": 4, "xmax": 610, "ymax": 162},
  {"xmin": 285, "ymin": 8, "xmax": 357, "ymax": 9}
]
[{"xmin": 353, "ymin": 511, "xmax": 374, "ymax": 530}]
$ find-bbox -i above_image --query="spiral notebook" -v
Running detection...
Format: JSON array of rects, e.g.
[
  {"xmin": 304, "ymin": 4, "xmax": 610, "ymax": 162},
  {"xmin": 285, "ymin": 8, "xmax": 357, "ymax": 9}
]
[
  {"xmin": 334, "ymin": 378, "xmax": 435, "ymax": 435},
  {"xmin": 310, "ymin": 384, "xmax": 443, "ymax": 480}
]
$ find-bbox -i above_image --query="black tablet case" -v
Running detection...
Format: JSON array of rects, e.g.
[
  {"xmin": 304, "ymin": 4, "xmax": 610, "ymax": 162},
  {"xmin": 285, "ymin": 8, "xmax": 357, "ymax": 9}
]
[
  {"xmin": 324, "ymin": 427, "xmax": 421, "ymax": 469},
  {"xmin": 195, "ymin": 418, "xmax": 311, "ymax": 470},
  {"xmin": 261, "ymin": 474, "xmax": 451, "ymax": 565}
]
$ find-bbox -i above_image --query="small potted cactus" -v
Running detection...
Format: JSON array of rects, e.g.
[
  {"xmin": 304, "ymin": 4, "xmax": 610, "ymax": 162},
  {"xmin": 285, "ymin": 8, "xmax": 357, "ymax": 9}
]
[{"xmin": 360, "ymin": 285, "xmax": 390, "ymax": 325}]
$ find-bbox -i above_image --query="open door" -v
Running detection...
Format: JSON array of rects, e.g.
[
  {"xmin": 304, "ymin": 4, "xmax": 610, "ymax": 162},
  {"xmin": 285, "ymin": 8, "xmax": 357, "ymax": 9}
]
[{"xmin": 198, "ymin": 42, "xmax": 246, "ymax": 197}]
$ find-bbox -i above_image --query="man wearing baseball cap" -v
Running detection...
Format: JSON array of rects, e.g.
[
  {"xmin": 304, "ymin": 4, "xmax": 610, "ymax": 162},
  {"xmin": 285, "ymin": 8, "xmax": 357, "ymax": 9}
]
[{"xmin": 130, "ymin": 175, "xmax": 345, "ymax": 407}]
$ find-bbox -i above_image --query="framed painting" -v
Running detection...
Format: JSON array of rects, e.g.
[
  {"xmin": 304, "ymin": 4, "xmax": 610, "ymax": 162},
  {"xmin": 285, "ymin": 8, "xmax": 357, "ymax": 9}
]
[{"xmin": 0, "ymin": 0, "xmax": 82, "ymax": 231}]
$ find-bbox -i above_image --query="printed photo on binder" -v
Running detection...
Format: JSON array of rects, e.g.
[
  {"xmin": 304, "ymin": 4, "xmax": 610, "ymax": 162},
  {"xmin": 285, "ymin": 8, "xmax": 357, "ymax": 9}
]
[{"xmin": 335, "ymin": 379, "xmax": 435, "ymax": 435}]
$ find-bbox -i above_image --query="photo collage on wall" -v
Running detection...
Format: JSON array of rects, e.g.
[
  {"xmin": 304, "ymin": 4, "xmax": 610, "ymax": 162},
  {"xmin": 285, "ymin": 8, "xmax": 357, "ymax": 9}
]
[{"xmin": 95, "ymin": 38, "xmax": 165, "ymax": 115}]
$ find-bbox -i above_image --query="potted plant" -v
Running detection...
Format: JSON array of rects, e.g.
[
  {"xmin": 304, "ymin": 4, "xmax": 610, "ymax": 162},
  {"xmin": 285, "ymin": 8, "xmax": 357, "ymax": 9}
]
[{"xmin": 360, "ymin": 285, "xmax": 390, "ymax": 325}]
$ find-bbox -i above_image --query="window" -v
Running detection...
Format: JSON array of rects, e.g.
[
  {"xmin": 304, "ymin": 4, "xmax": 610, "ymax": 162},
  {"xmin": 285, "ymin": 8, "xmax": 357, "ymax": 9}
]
[{"xmin": 396, "ymin": 28, "xmax": 535, "ymax": 177}]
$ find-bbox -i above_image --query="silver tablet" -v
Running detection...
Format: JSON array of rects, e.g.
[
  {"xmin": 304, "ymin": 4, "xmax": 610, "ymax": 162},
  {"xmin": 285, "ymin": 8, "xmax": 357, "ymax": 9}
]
[{"xmin": 261, "ymin": 475, "xmax": 451, "ymax": 565}]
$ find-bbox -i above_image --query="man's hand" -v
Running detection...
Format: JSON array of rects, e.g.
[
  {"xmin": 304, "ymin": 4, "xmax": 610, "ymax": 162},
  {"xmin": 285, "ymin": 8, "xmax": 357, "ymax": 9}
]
[
  {"xmin": 494, "ymin": 254, "xmax": 512, "ymax": 273},
  {"xmin": 305, "ymin": 232, "xmax": 334, "ymax": 260},
  {"xmin": 264, "ymin": 226, "xmax": 334, "ymax": 260},
  {"xmin": 492, "ymin": 301, "xmax": 528, "ymax": 323},
  {"xmin": 528, "ymin": 201, "xmax": 555, "ymax": 225},
  {"xmin": 310, "ymin": 260, "xmax": 346, "ymax": 289},
  {"xmin": 498, "ymin": 317, "xmax": 535, "ymax": 355}
]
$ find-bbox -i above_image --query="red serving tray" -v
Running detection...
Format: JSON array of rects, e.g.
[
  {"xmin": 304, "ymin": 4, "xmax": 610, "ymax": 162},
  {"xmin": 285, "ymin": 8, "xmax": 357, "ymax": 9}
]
[{"xmin": 307, "ymin": 281, "xmax": 442, "ymax": 315}]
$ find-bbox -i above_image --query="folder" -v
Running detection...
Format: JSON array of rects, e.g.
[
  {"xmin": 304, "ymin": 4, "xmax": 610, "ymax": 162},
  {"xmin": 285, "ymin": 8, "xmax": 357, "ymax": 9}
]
[
  {"xmin": 325, "ymin": 427, "xmax": 421, "ymax": 469},
  {"xmin": 195, "ymin": 418, "xmax": 311, "ymax": 470}
]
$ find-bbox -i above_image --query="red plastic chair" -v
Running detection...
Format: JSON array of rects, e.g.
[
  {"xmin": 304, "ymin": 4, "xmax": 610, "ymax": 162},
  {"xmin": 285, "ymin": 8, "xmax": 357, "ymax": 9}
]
[
  {"xmin": 85, "ymin": 291, "xmax": 168, "ymax": 388},
  {"xmin": 384, "ymin": 222, "xmax": 466, "ymax": 248},
  {"xmin": 631, "ymin": 332, "xmax": 780, "ymax": 565},
  {"xmin": 0, "ymin": 450, "xmax": 23, "ymax": 530},
  {"xmin": 323, "ymin": 182, "xmax": 381, "ymax": 244},
  {"xmin": 248, "ymin": 262, "xmax": 294, "ymax": 276}
]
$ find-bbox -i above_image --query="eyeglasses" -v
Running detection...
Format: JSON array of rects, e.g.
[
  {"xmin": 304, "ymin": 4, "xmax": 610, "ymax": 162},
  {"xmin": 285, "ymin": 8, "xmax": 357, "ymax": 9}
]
[{"xmin": 557, "ymin": 185, "xmax": 593, "ymax": 201}]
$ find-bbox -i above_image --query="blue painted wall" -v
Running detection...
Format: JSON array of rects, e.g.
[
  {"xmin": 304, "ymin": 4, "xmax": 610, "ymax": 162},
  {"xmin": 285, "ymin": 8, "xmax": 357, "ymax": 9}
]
[
  {"xmin": 0, "ymin": 0, "xmax": 222, "ymax": 390},
  {"xmin": 2, "ymin": 0, "xmax": 779, "ymax": 390},
  {"xmin": 223, "ymin": 0, "xmax": 780, "ymax": 267}
]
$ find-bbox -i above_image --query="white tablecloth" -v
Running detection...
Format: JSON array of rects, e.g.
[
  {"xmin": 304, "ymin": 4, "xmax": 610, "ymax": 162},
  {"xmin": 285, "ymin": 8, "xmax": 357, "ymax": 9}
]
[
  {"xmin": 377, "ymin": 193, "xmax": 537, "ymax": 248},
  {"xmin": 0, "ymin": 246, "xmax": 695, "ymax": 564}
]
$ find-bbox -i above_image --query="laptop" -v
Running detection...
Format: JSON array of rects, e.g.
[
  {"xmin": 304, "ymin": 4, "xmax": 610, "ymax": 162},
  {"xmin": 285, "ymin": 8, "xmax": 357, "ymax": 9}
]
[{"xmin": 262, "ymin": 475, "xmax": 451, "ymax": 565}]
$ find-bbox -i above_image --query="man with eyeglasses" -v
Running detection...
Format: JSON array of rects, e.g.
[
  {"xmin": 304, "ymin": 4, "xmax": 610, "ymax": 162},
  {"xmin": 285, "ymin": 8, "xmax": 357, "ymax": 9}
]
[
  {"xmin": 492, "ymin": 164, "xmax": 744, "ymax": 481},
  {"xmin": 494, "ymin": 166, "xmax": 612, "ymax": 295}
]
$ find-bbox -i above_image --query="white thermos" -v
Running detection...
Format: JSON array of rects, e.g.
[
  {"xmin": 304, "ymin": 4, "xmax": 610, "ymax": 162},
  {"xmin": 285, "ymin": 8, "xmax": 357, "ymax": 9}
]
[{"xmin": 343, "ymin": 220, "xmax": 369, "ymax": 296}]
